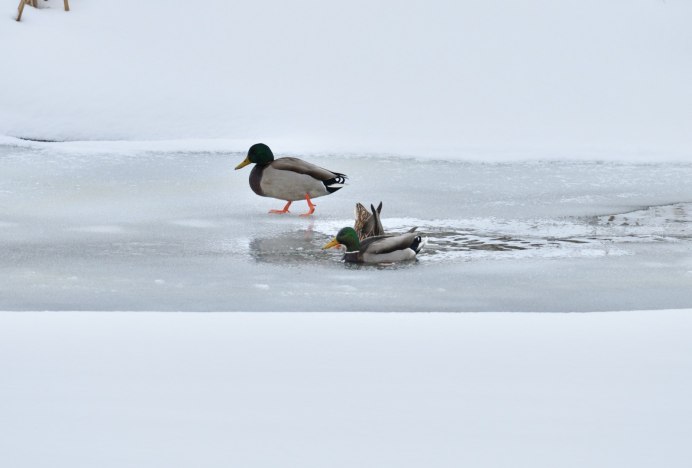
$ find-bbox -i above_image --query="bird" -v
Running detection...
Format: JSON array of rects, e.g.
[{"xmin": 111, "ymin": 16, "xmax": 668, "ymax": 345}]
[
  {"xmin": 353, "ymin": 202, "xmax": 385, "ymax": 241},
  {"xmin": 322, "ymin": 227, "xmax": 426, "ymax": 263},
  {"xmin": 234, "ymin": 143, "xmax": 347, "ymax": 216}
]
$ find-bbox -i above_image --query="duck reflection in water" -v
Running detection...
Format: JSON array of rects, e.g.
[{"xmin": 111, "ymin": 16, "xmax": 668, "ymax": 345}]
[{"xmin": 248, "ymin": 223, "xmax": 332, "ymax": 265}]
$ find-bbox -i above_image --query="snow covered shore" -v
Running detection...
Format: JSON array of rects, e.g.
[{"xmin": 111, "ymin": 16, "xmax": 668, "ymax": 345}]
[
  {"xmin": 2, "ymin": 310, "xmax": 691, "ymax": 468},
  {"xmin": 3, "ymin": 0, "xmax": 691, "ymax": 158}
]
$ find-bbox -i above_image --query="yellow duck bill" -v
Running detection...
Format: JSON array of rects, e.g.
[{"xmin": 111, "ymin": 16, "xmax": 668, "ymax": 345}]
[
  {"xmin": 234, "ymin": 157, "xmax": 251, "ymax": 170},
  {"xmin": 322, "ymin": 239, "xmax": 341, "ymax": 250}
]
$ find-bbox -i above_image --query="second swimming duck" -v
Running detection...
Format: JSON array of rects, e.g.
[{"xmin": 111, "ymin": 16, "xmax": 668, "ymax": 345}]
[{"xmin": 354, "ymin": 202, "xmax": 385, "ymax": 241}]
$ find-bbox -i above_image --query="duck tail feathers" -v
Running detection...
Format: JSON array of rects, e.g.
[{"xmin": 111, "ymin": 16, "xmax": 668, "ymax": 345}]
[
  {"xmin": 411, "ymin": 235, "xmax": 427, "ymax": 253},
  {"xmin": 324, "ymin": 173, "xmax": 347, "ymax": 193},
  {"xmin": 370, "ymin": 203, "xmax": 385, "ymax": 237}
]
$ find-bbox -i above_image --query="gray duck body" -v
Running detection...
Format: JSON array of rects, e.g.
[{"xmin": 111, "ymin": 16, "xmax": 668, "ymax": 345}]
[
  {"xmin": 249, "ymin": 157, "xmax": 346, "ymax": 201},
  {"xmin": 344, "ymin": 229, "xmax": 426, "ymax": 263}
]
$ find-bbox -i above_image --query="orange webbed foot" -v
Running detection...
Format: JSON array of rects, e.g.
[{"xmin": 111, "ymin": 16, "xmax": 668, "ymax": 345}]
[
  {"xmin": 299, "ymin": 194, "xmax": 316, "ymax": 217},
  {"xmin": 269, "ymin": 201, "xmax": 292, "ymax": 214}
]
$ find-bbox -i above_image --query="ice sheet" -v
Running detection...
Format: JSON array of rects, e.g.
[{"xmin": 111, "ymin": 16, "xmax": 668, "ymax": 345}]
[{"xmin": 1, "ymin": 144, "xmax": 691, "ymax": 311}]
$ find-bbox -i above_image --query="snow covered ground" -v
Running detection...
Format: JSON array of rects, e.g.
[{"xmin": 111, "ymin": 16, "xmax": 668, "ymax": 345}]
[
  {"xmin": 2, "ymin": 310, "xmax": 692, "ymax": 468},
  {"xmin": 2, "ymin": 0, "xmax": 692, "ymax": 157}
]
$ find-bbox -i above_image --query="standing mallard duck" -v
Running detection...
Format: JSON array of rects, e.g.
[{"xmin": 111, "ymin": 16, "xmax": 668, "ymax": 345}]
[
  {"xmin": 234, "ymin": 143, "xmax": 347, "ymax": 216},
  {"xmin": 323, "ymin": 227, "xmax": 426, "ymax": 263}
]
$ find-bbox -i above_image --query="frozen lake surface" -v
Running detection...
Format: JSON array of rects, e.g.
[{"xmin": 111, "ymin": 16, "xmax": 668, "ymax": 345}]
[{"xmin": 1, "ymin": 143, "xmax": 691, "ymax": 311}]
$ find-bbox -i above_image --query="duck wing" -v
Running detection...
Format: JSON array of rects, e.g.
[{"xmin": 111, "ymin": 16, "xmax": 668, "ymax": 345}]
[
  {"xmin": 271, "ymin": 157, "xmax": 347, "ymax": 183},
  {"xmin": 361, "ymin": 230, "xmax": 420, "ymax": 255},
  {"xmin": 354, "ymin": 203, "xmax": 370, "ymax": 240}
]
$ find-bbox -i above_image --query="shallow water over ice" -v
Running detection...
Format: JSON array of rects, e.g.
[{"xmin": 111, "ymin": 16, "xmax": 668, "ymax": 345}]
[{"xmin": 1, "ymin": 144, "xmax": 691, "ymax": 311}]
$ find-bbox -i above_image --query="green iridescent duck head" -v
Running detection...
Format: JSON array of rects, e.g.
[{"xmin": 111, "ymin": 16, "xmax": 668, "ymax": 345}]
[
  {"xmin": 322, "ymin": 227, "xmax": 362, "ymax": 252},
  {"xmin": 235, "ymin": 143, "xmax": 275, "ymax": 169}
]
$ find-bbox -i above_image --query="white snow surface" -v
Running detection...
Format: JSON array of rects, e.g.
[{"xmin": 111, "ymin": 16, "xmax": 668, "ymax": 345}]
[
  {"xmin": 1, "ymin": 310, "xmax": 692, "ymax": 468},
  {"xmin": 2, "ymin": 0, "xmax": 692, "ymax": 159}
]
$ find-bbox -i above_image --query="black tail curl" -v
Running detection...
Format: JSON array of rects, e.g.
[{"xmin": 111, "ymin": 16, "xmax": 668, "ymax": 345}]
[
  {"xmin": 324, "ymin": 173, "xmax": 347, "ymax": 193},
  {"xmin": 410, "ymin": 235, "xmax": 424, "ymax": 253}
]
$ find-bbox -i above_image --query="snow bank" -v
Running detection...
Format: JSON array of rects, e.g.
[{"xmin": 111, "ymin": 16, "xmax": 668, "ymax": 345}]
[
  {"xmin": 1, "ymin": 310, "xmax": 691, "ymax": 468},
  {"xmin": 2, "ymin": 0, "xmax": 692, "ymax": 159}
]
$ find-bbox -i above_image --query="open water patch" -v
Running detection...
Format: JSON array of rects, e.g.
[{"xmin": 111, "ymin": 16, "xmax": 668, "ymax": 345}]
[{"xmin": 307, "ymin": 203, "xmax": 692, "ymax": 265}]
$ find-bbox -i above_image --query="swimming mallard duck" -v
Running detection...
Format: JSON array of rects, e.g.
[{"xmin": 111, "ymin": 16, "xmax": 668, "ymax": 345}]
[
  {"xmin": 323, "ymin": 227, "xmax": 426, "ymax": 263},
  {"xmin": 354, "ymin": 202, "xmax": 385, "ymax": 241},
  {"xmin": 234, "ymin": 143, "xmax": 347, "ymax": 216}
]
